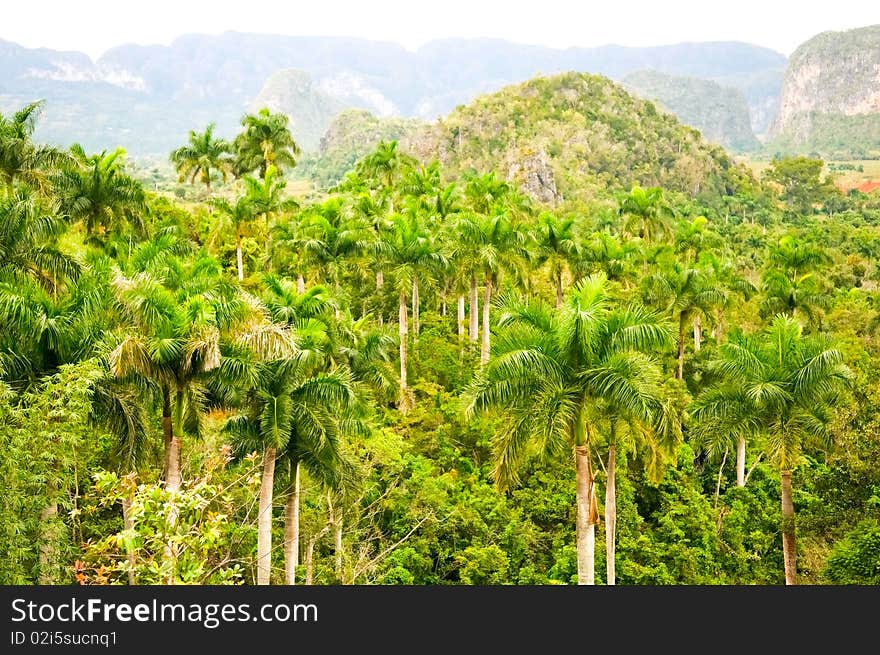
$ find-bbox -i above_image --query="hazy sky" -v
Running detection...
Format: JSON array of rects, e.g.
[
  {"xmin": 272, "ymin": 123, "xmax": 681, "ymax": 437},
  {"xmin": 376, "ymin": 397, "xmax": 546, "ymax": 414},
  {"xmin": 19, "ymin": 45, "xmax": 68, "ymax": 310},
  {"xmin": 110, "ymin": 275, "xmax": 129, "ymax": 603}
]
[{"xmin": 3, "ymin": 0, "xmax": 879, "ymax": 61}]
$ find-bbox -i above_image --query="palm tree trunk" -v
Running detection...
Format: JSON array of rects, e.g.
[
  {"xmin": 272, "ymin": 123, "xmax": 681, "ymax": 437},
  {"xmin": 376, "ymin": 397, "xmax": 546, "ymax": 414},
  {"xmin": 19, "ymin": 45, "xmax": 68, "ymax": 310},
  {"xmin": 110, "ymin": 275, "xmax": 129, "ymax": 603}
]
[
  {"xmin": 305, "ymin": 536, "xmax": 316, "ymax": 585},
  {"xmin": 736, "ymin": 436, "xmax": 746, "ymax": 487},
  {"xmin": 166, "ymin": 436, "xmax": 182, "ymax": 494},
  {"xmin": 257, "ymin": 446, "xmax": 277, "ymax": 585},
  {"xmin": 605, "ymin": 444, "xmax": 617, "ymax": 586},
  {"xmin": 328, "ymin": 492, "xmax": 343, "ymax": 582},
  {"xmin": 164, "ymin": 390, "xmax": 183, "ymax": 583},
  {"xmin": 297, "ymin": 274, "xmax": 305, "ymax": 294},
  {"xmin": 398, "ymin": 291, "xmax": 409, "ymax": 412},
  {"xmin": 481, "ymin": 278, "xmax": 492, "ymax": 366},
  {"xmin": 457, "ymin": 295, "xmax": 465, "ymax": 341},
  {"xmin": 693, "ymin": 314, "xmax": 702, "ymax": 351},
  {"xmin": 334, "ymin": 517, "xmax": 343, "ymax": 582},
  {"xmin": 412, "ymin": 278, "xmax": 420, "ymax": 341},
  {"xmin": 161, "ymin": 386, "xmax": 173, "ymax": 483},
  {"xmin": 781, "ymin": 470, "xmax": 797, "ymax": 585},
  {"xmin": 575, "ymin": 444, "xmax": 596, "ymax": 585},
  {"xmin": 122, "ymin": 489, "xmax": 137, "ymax": 585},
  {"xmin": 556, "ymin": 269, "xmax": 564, "ymax": 309},
  {"xmin": 236, "ymin": 233, "xmax": 244, "ymax": 282},
  {"xmin": 283, "ymin": 462, "xmax": 301, "ymax": 585},
  {"xmin": 469, "ymin": 276, "xmax": 478, "ymax": 343},
  {"xmin": 677, "ymin": 315, "xmax": 686, "ymax": 380}
]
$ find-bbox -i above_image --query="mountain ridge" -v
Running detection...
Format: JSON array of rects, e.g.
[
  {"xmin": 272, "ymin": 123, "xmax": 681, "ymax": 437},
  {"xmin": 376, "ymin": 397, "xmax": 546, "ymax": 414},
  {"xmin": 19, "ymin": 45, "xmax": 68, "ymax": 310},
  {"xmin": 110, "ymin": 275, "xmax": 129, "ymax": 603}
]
[{"xmin": 0, "ymin": 32, "xmax": 786, "ymax": 156}]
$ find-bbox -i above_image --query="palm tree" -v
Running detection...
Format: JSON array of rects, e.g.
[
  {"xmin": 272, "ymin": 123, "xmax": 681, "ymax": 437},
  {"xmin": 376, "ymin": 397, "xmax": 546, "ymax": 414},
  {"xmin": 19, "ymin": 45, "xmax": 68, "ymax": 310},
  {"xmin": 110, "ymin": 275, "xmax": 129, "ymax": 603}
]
[
  {"xmin": 244, "ymin": 166, "xmax": 299, "ymax": 266},
  {"xmin": 759, "ymin": 236, "xmax": 831, "ymax": 327},
  {"xmin": 0, "ymin": 263, "xmax": 108, "ymax": 385},
  {"xmin": 531, "ymin": 211, "xmax": 580, "ymax": 308},
  {"xmin": 456, "ymin": 210, "xmax": 527, "ymax": 366},
  {"xmin": 0, "ymin": 101, "xmax": 71, "ymax": 195},
  {"xmin": 109, "ymin": 250, "xmax": 292, "ymax": 494},
  {"xmin": 582, "ymin": 230, "xmax": 638, "ymax": 285},
  {"xmin": 170, "ymin": 122, "xmax": 233, "ymax": 193},
  {"xmin": 760, "ymin": 270, "xmax": 830, "ymax": 327},
  {"xmin": 54, "ymin": 145, "xmax": 146, "ymax": 242},
  {"xmin": 233, "ymin": 108, "xmax": 300, "ymax": 180},
  {"xmin": 245, "ymin": 278, "xmax": 368, "ymax": 585},
  {"xmin": 0, "ymin": 186, "xmax": 79, "ymax": 290},
  {"xmin": 380, "ymin": 209, "xmax": 444, "ymax": 411},
  {"xmin": 300, "ymin": 198, "xmax": 371, "ymax": 294},
  {"xmin": 223, "ymin": 352, "xmax": 357, "ymax": 585},
  {"xmin": 355, "ymin": 141, "xmax": 415, "ymax": 214},
  {"xmin": 618, "ymin": 185, "xmax": 675, "ymax": 243},
  {"xmin": 691, "ymin": 315, "xmax": 851, "ymax": 584},
  {"xmin": 466, "ymin": 273, "xmax": 672, "ymax": 584},
  {"xmin": 642, "ymin": 264, "xmax": 726, "ymax": 380},
  {"xmin": 211, "ymin": 194, "xmax": 258, "ymax": 281}
]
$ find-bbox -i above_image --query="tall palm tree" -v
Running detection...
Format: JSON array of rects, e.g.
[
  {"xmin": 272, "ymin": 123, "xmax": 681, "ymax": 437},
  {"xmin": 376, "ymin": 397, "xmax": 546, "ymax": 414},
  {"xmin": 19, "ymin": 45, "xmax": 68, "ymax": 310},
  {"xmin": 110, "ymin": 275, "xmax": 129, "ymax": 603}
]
[
  {"xmin": 248, "ymin": 278, "xmax": 370, "ymax": 584},
  {"xmin": 109, "ymin": 250, "xmax": 292, "ymax": 493},
  {"xmin": 244, "ymin": 166, "xmax": 299, "ymax": 265},
  {"xmin": 642, "ymin": 264, "xmax": 727, "ymax": 380},
  {"xmin": 531, "ymin": 211, "xmax": 580, "ymax": 308},
  {"xmin": 457, "ymin": 210, "xmax": 527, "ymax": 366},
  {"xmin": 691, "ymin": 315, "xmax": 851, "ymax": 584},
  {"xmin": 170, "ymin": 122, "xmax": 233, "ymax": 193},
  {"xmin": 759, "ymin": 236, "xmax": 831, "ymax": 327},
  {"xmin": 0, "ymin": 101, "xmax": 71, "ymax": 196},
  {"xmin": 300, "ymin": 198, "xmax": 371, "ymax": 293},
  {"xmin": 582, "ymin": 230, "xmax": 639, "ymax": 285},
  {"xmin": 466, "ymin": 273, "xmax": 672, "ymax": 584},
  {"xmin": 618, "ymin": 185, "xmax": 675, "ymax": 243},
  {"xmin": 380, "ymin": 209, "xmax": 444, "ymax": 411},
  {"xmin": 223, "ymin": 352, "xmax": 357, "ymax": 585},
  {"xmin": 54, "ymin": 145, "xmax": 146, "ymax": 243},
  {"xmin": 759, "ymin": 270, "xmax": 830, "ymax": 327},
  {"xmin": 233, "ymin": 108, "xmax": 300, "ymax": 180},
  {"xmin": 355, "ymin": 141, "xmax": 415, "ymax": 214},
  {"xmin": 211, "ymin": 194, "xmax": 258, "ymax": 281}
]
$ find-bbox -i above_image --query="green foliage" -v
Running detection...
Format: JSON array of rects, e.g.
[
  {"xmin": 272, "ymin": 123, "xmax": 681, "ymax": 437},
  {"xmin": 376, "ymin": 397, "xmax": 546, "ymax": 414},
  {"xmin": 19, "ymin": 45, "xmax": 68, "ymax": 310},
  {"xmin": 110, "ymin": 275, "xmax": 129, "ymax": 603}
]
[
  {"xmin": 80, "ymin": 457, "xmax": 257, "ymax": 584},
  {"xmin": 2, "ymin": 91, "xmax": 880, "ymax": 588},
  {"xmin": 824, "ymin": 520, "xmax": 880, "ymax": 584},
  {"xmin": 623, "ymin": 70, "xmax": 760, "ymax": 153}
]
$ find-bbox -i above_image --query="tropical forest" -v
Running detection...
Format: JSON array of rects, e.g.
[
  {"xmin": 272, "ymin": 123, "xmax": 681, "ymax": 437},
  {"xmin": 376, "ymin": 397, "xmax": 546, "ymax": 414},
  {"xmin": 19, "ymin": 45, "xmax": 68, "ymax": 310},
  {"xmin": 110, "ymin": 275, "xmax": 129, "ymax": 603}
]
[{"xmin": 2, "ymin": 29, "xmax": 880, "ymax": 588}]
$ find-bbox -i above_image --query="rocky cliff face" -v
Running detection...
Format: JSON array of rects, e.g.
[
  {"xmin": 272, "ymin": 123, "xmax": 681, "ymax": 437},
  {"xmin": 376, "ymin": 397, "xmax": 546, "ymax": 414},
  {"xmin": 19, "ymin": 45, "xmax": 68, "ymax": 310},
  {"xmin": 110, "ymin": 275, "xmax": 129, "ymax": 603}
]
[
  {"xmin": 250, "ymin": 69, "xmax": 346, "ymax": 151},
  {"xmin": 768, "ymin": 25, "xmax": 880, "ymax": 157}
]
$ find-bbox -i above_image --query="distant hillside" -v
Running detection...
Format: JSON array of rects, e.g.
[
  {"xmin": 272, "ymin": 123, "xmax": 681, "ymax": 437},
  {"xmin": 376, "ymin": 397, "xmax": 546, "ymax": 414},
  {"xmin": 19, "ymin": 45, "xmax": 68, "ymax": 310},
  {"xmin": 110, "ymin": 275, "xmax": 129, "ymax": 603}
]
[
  {"xmin": 767, "ymin": 24, "xmax": 880, "ymax": 159},
  {"xmin": 296, "ymin": 109, "xmax": 426, "ymax": 188},
  {"xmin": 401, "ymin": 72, "xmax": 744, "ymax": 204},
  {"xmin": 623, "ymin": 70, "xmax": 760, "ymax": 152},
  {"xmin": 0, "ymin": 33, "xmax": 785, "ymax": 156},
  {"xmin": 250, "ymin": 69, "xmax": 347, "ymax": 151}
]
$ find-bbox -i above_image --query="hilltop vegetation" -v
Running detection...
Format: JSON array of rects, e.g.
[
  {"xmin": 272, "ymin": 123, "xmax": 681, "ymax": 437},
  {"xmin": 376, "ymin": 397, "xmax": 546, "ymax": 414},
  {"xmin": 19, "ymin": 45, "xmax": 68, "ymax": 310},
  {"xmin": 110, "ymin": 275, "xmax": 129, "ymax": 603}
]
[
  {"xmin": 403, "ymin": 73, "xmax": 748, "ymax": 204},
  {"xmin": 623, "ymin": 70, "xmax": 760, "ymax": 153},
  {"xmin": 296, "ymin": 109, "xmax": 425, "ymax": 188}
]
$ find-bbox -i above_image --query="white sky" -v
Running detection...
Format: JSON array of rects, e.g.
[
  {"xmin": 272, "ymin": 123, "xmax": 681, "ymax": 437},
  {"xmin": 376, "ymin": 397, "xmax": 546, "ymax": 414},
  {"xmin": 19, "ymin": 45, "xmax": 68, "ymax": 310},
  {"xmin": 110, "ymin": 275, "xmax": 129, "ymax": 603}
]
[{"xmin": 3, "ymin": 0, "xmax": 879, "ymax": 61}]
